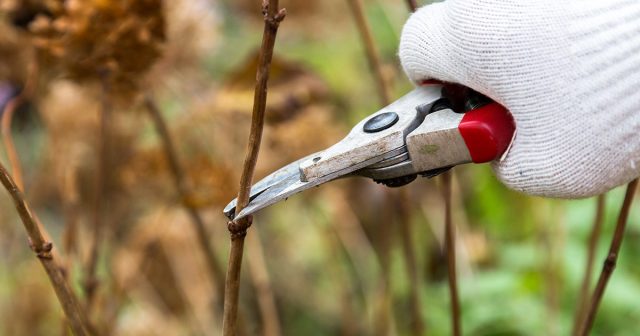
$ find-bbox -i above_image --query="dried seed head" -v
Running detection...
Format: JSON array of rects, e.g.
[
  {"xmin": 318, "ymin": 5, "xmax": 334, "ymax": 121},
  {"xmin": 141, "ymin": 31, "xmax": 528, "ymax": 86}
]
[{"xmin": 26, "ymin": 0, "xmax": 166, "ymax": 99}]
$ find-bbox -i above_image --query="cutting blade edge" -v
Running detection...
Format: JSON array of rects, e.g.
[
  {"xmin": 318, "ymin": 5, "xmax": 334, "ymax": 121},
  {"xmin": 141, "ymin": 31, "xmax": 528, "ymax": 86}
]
[
  {"xmin": 229, "ymin": 147, "xmax": 406, "ymax": 221},
  {"xmin": 223, "ymin": 153, "xmax": 320, "ymax": 219}
]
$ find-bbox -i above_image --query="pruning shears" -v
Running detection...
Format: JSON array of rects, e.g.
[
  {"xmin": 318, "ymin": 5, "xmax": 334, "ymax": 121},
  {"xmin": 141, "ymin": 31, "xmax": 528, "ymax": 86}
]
[{"xmin": 224, "ymin": 84, "xmax": 515, "ymax": 221}]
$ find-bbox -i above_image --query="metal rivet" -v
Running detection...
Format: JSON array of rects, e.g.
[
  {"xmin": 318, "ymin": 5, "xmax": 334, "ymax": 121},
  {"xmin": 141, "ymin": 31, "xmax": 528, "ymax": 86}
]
[{"xmin": 363, "ymin": 112, "xmax": 399, "ymax": 133}]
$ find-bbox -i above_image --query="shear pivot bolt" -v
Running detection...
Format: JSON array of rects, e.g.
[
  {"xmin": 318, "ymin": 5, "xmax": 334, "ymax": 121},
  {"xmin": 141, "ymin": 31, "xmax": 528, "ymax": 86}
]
[{"xmin": 363, "ymin": 112, "xmax": 399, "ymax": 133}]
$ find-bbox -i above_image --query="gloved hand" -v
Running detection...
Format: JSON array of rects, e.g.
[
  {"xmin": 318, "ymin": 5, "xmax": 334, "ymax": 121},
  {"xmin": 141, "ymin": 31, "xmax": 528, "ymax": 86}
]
[{"xmin": 399, "ymin": 0, "xmax": 640, "ymax": 198}]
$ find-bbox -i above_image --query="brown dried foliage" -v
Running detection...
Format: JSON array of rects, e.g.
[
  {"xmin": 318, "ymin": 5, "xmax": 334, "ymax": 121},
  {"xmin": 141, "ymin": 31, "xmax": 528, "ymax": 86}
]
[{"xmin": 25, "ymin": 0, "xmax": 166, "ymax": 97}]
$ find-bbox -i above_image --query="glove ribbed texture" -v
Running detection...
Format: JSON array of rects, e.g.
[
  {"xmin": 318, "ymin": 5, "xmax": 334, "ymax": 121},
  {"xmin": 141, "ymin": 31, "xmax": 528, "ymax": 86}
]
[{"xmin": 399, "ymin": 0, "xmax": 640, "ymax": 198}]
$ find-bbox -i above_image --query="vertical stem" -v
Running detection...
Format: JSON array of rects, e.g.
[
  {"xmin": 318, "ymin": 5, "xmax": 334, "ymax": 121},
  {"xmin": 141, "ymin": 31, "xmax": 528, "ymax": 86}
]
[
  {"xmin": 345, "ymin": 0, "xmax": 392, "ymax": 105},
  {"xmin": 0, "ymin": 164, "xmax": 91, "ymax": 336},
  {"xmin": 323, "ymin": 218, "xmax": 361, "ymax": 336},
  {"xmin": 1, "ymin": 59, "xmax": 37, "ymax": 190},
  {"xmin": 572, "ymin": 195, "xmax": 605, "ymax": 336},
  {"xmin": 403, "ymin": 2, "xmax": 427, "ymax": 333},
  {"xmin": 579, "ymin": 179, "xmax": 638, "ymax": 335},
  {"xmin": 374, "ymin": 200, "xmax": 393, "ymax": 336},
  {"xmin": 246, "ymin": 231, "xmax": 282, "ymax": 336},
  {"xmin": 442, "ymin": 171, "xmax": 461, "ymax": 336},
  {"xmin": 85, "ymin": 73, "xmax": 111, "ymax": 309},
  {"xmin": 2, "ymin": 96, "xmax": 25, "ymax": 187},
  {"xmin": 224, "ymin": 229, "xmax": 249, "ymax": 336},
  {"xmin": 143, "ymin": 96, "xmax": 226, "ymax": 307},
  {"xmin": 345, "ymin": 0, "xmax": 403, "ymax": 332},
  {"xmin": 396, "ymin": 190, "xmax": 425, "ymax": 336},
  {"xmin": 328, "ymin": 189, "xmax": 383, "ymax": 334},
  {"xmin": 222, "ymin": 2, "xmax": 286, "ymax": 335},
  {"xmin": 0, "ymin": 57, "xmax": 88, "ymax": 332},
  {"xmin": 61, "ymin": 166, "xmax": 81, "ymax": 258}
]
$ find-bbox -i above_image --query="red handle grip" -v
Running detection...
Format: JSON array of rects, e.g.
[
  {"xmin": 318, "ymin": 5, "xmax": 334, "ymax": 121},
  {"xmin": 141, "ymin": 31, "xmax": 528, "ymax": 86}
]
[{"xmin": 458, "ymin": 102, "xmax": 515, "ymax": 163}]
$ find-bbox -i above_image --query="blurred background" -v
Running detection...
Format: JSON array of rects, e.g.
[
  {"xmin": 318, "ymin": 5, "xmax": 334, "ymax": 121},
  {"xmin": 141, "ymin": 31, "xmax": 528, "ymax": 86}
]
[{"xmin": 0, "ymin": 0, "xmax": 639, "ymax": 335}]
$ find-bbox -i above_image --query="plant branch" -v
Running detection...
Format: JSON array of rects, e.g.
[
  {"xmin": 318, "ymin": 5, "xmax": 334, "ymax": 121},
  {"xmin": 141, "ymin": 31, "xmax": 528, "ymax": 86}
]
[
  {"xmin": 2, "ymin": 95, "xmax": 25, "ymax": 187},
  {"xmin": 143, "ymin": 96, "xmax": 226, "ymax": 307},
  {"xmin": 579, "ymin": 179, "xmax": 638, "ymax": 335},
  {"xmin": 61, "ymin": 165, "xmax": 81, "ymax": 257},
  {"xmin": 572, "ymin": 194, "xmax": 605, "ymax": 336},
  {"xmin": 0, "ymin": 163, "xmax": 91, "ymax": 336},
  {"xmin": 396, "ymin": 190, "xmax": 425, "ymax": 335},
  {"xmin": 375, "ymin": 197, "xmax": 394, "ymax": 336},
  {"xmin": 345, "ymin": 0, "xmax": 392, "ymax": 105},
  {"xmin": 327, "ymin": 189, "xmax": 384, "ymax": 333},
  {"xmin": 0, "ymin": 58, "xmax": 89, "ymax": 333},
  {"xmin": 442, "ymin": 171, "xmax": 461, "ymax": 336},
  {"xmin": 223, "ymin": 1, "xmax": 286, "ymax": 335},
  {"xmin": 246, "ymin": 231, "xmax": 282, "ymax": 336},
  {"xmin": 84, "ymin": 72, "xmax": 111, "ymax": 309},
  {"xmin": 345, "ymin": 0, "xmax": 403, "ymax": 332},
  {"xmin": 1, "ymin": 60, "xmax": 37, "ymax": 189}
]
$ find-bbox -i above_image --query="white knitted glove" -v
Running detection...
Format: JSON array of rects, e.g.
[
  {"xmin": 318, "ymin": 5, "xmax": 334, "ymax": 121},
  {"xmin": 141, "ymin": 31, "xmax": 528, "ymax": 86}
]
[{"xmin": 399, "ymin": 0, "xmax": 640, "ymax": 198}]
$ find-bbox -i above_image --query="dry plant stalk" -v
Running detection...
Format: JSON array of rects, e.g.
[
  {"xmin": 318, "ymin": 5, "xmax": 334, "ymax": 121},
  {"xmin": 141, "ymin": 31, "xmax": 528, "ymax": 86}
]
[
  {"xmin": 321, "ymin": 208, "xmax": 363, "ymax": 335},
  {"xmin": 375, "ymin": 202, "xmax": 394, "ymax": 336},
  {"xmin": 327, "ymin": 189, "xmax": 384, "ymax": 333},
  {"xmin": 61, "ymin": 165, "xmax": 81, "ymax": 257},
  {"xmin": 246, "ymin": 231, "xmax": 282, "ymax": 336},
  {"xmin": 143, "ymin": 96, "xmax": 226, "ymax": 306},
  {"xmin": 571, "ymin": 194, "xmax": 605, "ymax": 335},
  {"xmin": 345, "ymin": 0, "xmax": 392, "ymax": 105},
  {"xmin": 1, "ymin": 60, "xmax": 38, "ymax": 189},
  {"xmin": 442, "ymin": 171, "xmax": 461, "ymax": 336},
  {"xmin": 405, "ymin": 0, "xmax": 419, "ymax": 12},
  {"xmin": 396, "ymin": 191, "xmax": 425, "ymax": 335},
  {"xmin": 345, "ymin": 1, "xmax": 407, "ymax": 333},
  {"xmin": 84, "ymin": 72, "xmax": 112, "ymax": 308},
  {"xmin": 0, "ymin": 164, "xmax": 91, "ymax": 336},
  {"xmin": 579, "ymin": 179, "xmax": 638, "ymax": 335},
  {"xmin": 411, "ymin": 1, "xmax": 461, "ymax": 328},
  {"xmin": 223, "ymin": 1, "xmax": 286, "ymax": 335},
  {"xmin": 0, "ymin": 59, "xmax": 90, "ymax": 333},
  {"xmin": 2, "ymin": 95, "xmax": 26, "ymax": 186}
]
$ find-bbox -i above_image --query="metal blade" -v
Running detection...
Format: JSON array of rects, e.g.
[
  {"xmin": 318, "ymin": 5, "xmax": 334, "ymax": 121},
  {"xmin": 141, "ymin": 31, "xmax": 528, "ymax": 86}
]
[
  {"xmin": 223, "ymin": 86, "xmax": 445, "ymax": 221},
  {"xmin": 298, "ymin": 86, "xmax": 441, "ymax": 181},
  {"xmin": 229, "ymin": 147, "xmax": 406, "ymax": 221},
  {"xmin": 223, "ymin": 152, "xmax": 320, "ymax": 219}
]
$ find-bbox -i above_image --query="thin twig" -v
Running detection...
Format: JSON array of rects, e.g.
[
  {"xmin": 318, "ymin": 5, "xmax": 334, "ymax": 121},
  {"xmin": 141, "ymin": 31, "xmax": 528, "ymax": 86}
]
[
  {"xmin": 328, "ymin": 188, "xmax": 383, "ymax": 333},
  {"xmin": 246, "ymin": 230, "xmax": 282, "ymax": 336},
  {"xmin": 2, "ymin": 96, "xmax": 25, "ymax": 187},
  {"xmin": 345, "ymin": 0, "xmax": 402, "ymax": 332},
  {"xmin": 61, "ymin": 165, "xmax": 81, "ymax": 258},
  {"xmin": 143, "ymin": 96, "xmax": 226, "ymax": 307},
  {"xmin": 572, "ymin": 194, "xmax": 605, "ymax": 336},
  {"xmin": 345, "ymin": 0, "xmax": 392, "ymax": 105},
  {"xmin": 85, "ymin": 72, "xmax": 111, "ymax": 309},
  {"xmin": 222, "ymin": 1, "xmax": 286, "ymax": 335},
  {"xmin": 442, "ymin": 171, "xmax": 461, "ymax": 336},
  {"xmin": 0, "ymin": 163, "xmax": 91, "ymax": 336},
  {"xmin": 375, "ymin": 197, "xmax": 393, "ymax": 336},
  {"xmin": 322, "ymin": 211, "xmax": 362, "ymax": 336},
  {"xmin": 579, "ymin": 179, "xmax": 638, "ymax": 335},
  {"xmin": 0, "ymin": 59, "xmax": 88, "ymax": 333},
  {"xmin": 398, "ymin": 4, "xmax": 432, "ymax": 332},
  {"xmin": 396, "ymin": 190, "xmax": 425, "ymax": 335},
  {"xmin": 405, "ymin": 0, "xmax": 418, "ymax": 12},
  {"xmin": 1, "ymin": 60, "xmax": 37, "ymax": 188}
]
